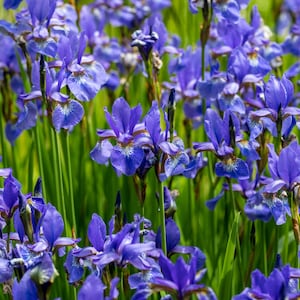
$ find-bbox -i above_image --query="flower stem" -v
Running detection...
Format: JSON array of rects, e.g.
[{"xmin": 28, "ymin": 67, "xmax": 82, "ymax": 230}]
[
  {"xmin": 33, "ymin": 124, "xmax": 47, "ymax": 200},
  {"xmin": 159, "ymin": 181, "xmax": 167, "ymax": 255},
  {"xmin": 145, "ymin": 58, "xmax": 157, "ymax": 103},
  {"xmin": 61, "ymin": 131, "xmax": 77, "ymax": 236},
  {"xmin": 0, "ymin": 103, "xmax": 8, "ymax": 167},
  {"xmin": 291, "ymin": 189, "xmax": 300, "ymax": 267},
  {"xmin": 227, "ymin": 178, "xmax": 236, "ymax": 212},
  {"xmin": 53, "ymin": 130, "xmax": 69, "ymax": 235}
]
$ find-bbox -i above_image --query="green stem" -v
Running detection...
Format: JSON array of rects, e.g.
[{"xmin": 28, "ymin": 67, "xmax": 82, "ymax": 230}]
[
  {"xmin": 0, "ymin": 111, "xmax": 8, "ymax": 167},
  {"xmin": 53, "ymin": 130, "xmax": 68, "ymax": 235},
  {"xmin": 227, "ymin": 178, "xmax": 236, "ymax": 212},
  {"xmin": 291, "ymin": 189, "xmax": 300, "ymax": 267},
  {"xmin": 275, "ymin": 116, "xmax": 282, "ymax": 154},
  {"xmin": 159, "ymin": 181, "xmax": 167, "ymax": 255},
  {"xmin": 261, "ymin": 221, "xmax": 268, "ymax": 275},
  {"xmin": 61, "ymin": 131, "xmax": 77, "ymax": 235},
  {"xmin": 33, "ymin": 124, "xmax": 47, "ymax": 200},
  {"xmin": 145, "ymin": 58, "xmax": 157, "ymax": 103},
  {"xmin": 189, "ymin": 178, "xmax": 197, "ymax": 245}
]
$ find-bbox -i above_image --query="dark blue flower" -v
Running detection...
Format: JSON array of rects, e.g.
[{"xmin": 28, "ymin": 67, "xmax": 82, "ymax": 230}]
[
  {"xmin": 42, "ymin": 204, "xmax": 64, "ymax": 250},
  {"xmin": 4, "ymin": 0, "xmax": 23, "ymax": 10},
  {"xmin": 52, "ymin": 100, "xmax": 84, "ymax": 132},
  {"xmin": 233, "ymin": 264, "xmax": 300, "ymax": 299},
  {"xmin": 131, "ymin": 29, "xmax": 158, "ymax": 61},
  {"xmin": 12, "ymin": 272, "xmax": 38, "ymax": 300},
  {"xmin": 244, "ymin": 190, "xmax": 291, "ymax": 225},
  {"xmin": 78, "ymin": 274, "xmax": 105, "ymax": 300},
  {"xmin": 53, "ymin": 32, "xmax": 108, "ymax": 101},
  {"xmin": 5, "ymin": 101, "xmax": 38, "ymax": 144},
  {"xmin": 194, "ymin": 109, "xmax": 249, "ymax": 180},
  {"xmin": 90, "ymin": 97, "xmax": 146, "ymax": 176},
  {"xmin": 0, "ymin": 257, "xmax": 13, "ymax": 283},
  {"xmin": 264, "ymin": 141, "xmax": 300, "ymax": 193},
  {"xmin": 156, "ymin": 218, "xmax": 180, "ymax": 254},
  {"xmin": 149, "ymin": 250, "xmax": 215, "ymax": 299}
]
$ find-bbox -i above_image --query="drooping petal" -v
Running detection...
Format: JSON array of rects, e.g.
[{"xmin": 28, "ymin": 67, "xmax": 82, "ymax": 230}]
[
  {"xmin": 78, "ymin": 274, "xmax": 105, "ymax": 300},
  {"xmin": 162, "ymin": 152, "xmax": 189, "ymax": 179},
  {"xmin": 244, "ymin": 193, "xmax": 272, "ymax": 222},
  {"xmin": 68, "ymin": 60, "xmax": 107, "ymax": 102},
  {"xmin": 42, "ymin": 204, "xmax": 64, "ymax": 248},
  {"xmin": 5, "ymin": 102, "xmax": 38, "ymax": 144},
  {"xmin": 277, "ymin": 141, "xmax": 300, "ymax": 188},
  {"xmin": 3, "ymin": 174, "xmax": 20, "ymax": 211},
  {"xmin": 90, "ymin": 140, "xmax": 113, "ymax": 165},
  {"xmin": 156, "ymin": 218, "xmax": 180, "ymax": 253},
  {"xmin": 215, "ymin": 157, "xmax": 249, "ymax": 179},
  {"xmin": 30, "ymin": 254, "xmax": 58, "ymax": 285},
  {"xmin": 27, "ymin": 37, "xmax": 57, "ymax": 57},
  {"xmin": 110, "ymin": 145, "xmax": 144, "ymax": 176},
  {"xmin": 12, "ymin": 272, "xmax": 38, "ymax": 300},
  {"xmin": 0, "ymin": 258, "xmax": 13, "ymax": 283},
  {"xmin": 206, "ymin": 190, "xmax": 225, "ymax": 210},
  {"xmin": 64, "ymin": 251, "xmax": 84, "ymax": 284},
  {"xmin": 52, "ymin": 100, "xmax": 84, "ymax": 132},
  {"xmin": 88, "ymin": 213, "xmax": 106, "ymax": 251}
]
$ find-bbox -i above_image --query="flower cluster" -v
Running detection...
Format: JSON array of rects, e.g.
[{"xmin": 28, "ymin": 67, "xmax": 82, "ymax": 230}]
[
  {"xmin": 90, "ymin": 97, "xmax": 206, "ymax": 181},
  {"xmin": 1, "ymin": 0, "xmax": 300, "ymax": 299},
  {"xmin": 0, "ymin": 169, "xmax": 77, "ymax": 298}
]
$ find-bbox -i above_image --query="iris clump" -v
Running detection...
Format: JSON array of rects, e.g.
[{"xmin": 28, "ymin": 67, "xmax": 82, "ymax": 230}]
[{"xmin": 2, "ymin": 0, "xmax": 300, "ymax": 299}]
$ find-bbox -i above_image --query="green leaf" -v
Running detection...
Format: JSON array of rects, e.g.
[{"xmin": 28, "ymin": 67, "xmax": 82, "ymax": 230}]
[{"xmin": 218, "ymin": 211, "xmax": 240, "ymax": 298}]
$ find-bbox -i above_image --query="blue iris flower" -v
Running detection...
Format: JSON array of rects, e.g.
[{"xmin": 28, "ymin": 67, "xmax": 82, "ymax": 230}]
[
  {"xmin": 194, "ymin": 108, "xmax": 249, "ymax": 180},
  {"xmin": 90, "ymin": 97, "xmax": 145, "ymax": 176}
]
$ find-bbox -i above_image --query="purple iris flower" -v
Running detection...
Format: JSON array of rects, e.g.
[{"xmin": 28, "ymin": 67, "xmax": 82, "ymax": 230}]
[
  {"xmin": 51, "ymin": 32, "xmax": 108, "ymax": 101},
  {"xmin": 0, "ymin": 239, "xmax": 13, "ymax": 283},
  {"xmin": 156, "ymin": 218, "xmax": 180, "ymax": 254},
  {"xmin": 4, "ymin": 0, "xmax": 23, "ymax": 9},
  {"xmin": 5, "ymin": 100, "xmax": 38, "ymax": 144},
  {"xmin": 228, "ymin": 47, "xmax": 271, "ymax": 84},
  {"xmin": 245, "ymin": 190, "xmax": 291, "ymax": 225},
  {"xmin": 142, "ymin": 14, "xmax": 168, "ymax": 56},
  {"xmin": 217, "ymin": 82, "xmax": 246, "ymax": 114},
  {"xmin": 1, "ymin": 172, "xmax": 21, "ymax": 217},
  {"xmin": 263, "ymin": 141, "xmax": 300, "ymax": 193},
  {"xmin": 233, "ymin": 264, "xmax": 300, "ymax": 299},
  {"xmin": 90, "ymin": 0, "xmax": 136, "ymax": 28},
  {"xmin": 0, "ymin": 34, "xmax": 20, "ymax": 80},
  {"xmin": 131, "ymin": 28, "xmax": 159, "ymax": 62},
  {"xmin": 131, "ymin": 248, "xmax": 216, "ymax": 300},
  {"xmin": 214, "ymin": 0, "xmax": 250, "ymax": 24},
  {"xmin": 12, "ymin": 253, "xmax": 58, "ymax": 299},
  {"xmin": 143, "ymin": 101, "xmax": 191, "ymax": 181},
  {"xmin": 66, "ymin": 213, "xmax": 156, "ymax": 283},
  {"xmin": 282, "ymin": 21, "xmax": 300, "ymax": 56},
  {"xmin": 146, "ymin": 0, "xmax": 170, "ymax": 11},
  {"xmin": 250, "ymin": 75, "xmax": 300, "ymax": 136},
  {"xmin": 90, "ymin": 97, "xmax": 145, "ymax": 176},
  {"xmin": 194, "ymin": 109, "xmax": 249, "ymax": 180},
  {"xmin": 169, "ymin": 46, "xmax": 202, "ymax": 99},
  {"xmin": 92, "ymin": 222, "xmax": 156, "ymax": 271},
  {"xmin": 78, "ymin": 274, "xmax": 119, "ymax": 300},
  {"xmin": 12, "ymin": 272, "xmax": 38, "ymax": 300},
  {"xmin": 10, "ymin": 59, "xmax": 85, "ymax": 134},
  {"xmin": 7, "ymin": 0, "xmax": 58, "ymax": 58}
]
